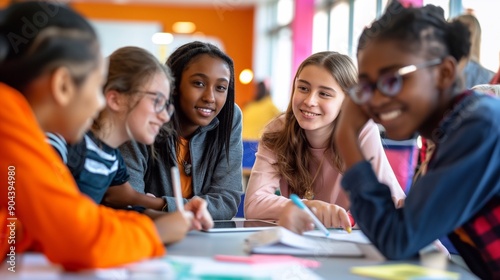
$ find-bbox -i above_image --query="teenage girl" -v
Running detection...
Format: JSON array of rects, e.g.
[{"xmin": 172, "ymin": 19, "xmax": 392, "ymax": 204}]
[
  {"xmin": 245, "ymin": 51, "xmax": 405, "ymax": 231},
  {"xmin": 0, "ymin": 2, "xmax": 209, "ymax": 271},
  {"xmin": 119, "ymin": 41, "xmax": 243, "ymax": 220},
  {"xmin": 334, "ymin": 3, "xmax": 498, "ymax": 279}
]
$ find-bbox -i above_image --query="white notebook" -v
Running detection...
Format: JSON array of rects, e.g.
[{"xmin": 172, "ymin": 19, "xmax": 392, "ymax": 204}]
[
  {"xmin": 244, "ymin": 227, "xmax": 364, "ymax": 257},
  {"xmin": 304, "ymin": 229, "xmax": 371, "ymax": 244}
]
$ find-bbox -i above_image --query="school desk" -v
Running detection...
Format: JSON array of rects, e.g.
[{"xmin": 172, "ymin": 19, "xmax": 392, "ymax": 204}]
[
  {"xmin": 0, "ymin": 230, "xmax": 478, "ymax": 279},
  {"xmin": 167, "ymin": 230, "xmax": 478, "ymax": 279}
]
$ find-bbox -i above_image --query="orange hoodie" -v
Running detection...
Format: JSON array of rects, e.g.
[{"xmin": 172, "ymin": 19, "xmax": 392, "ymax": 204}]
[{"xmin": 0, "ymin": 83, "xmax": 165, "ymax": 271}]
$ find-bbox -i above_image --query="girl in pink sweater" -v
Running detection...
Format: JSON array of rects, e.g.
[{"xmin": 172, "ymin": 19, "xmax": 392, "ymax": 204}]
[{"xmin": 244, "ymin": 52, "xmax": 405, "ymax": 231}]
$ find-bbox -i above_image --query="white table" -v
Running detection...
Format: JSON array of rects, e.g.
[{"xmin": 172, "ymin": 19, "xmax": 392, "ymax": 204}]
[
  {"xmin": 167, "ymin": 230, "xmax": 478, "ymax": 279},
  {"xmin": 0, "ymin": 230, "xmax": 479, "ymax": 279}
]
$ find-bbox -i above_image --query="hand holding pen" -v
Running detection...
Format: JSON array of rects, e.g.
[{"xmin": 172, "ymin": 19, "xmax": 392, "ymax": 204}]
[
  {"xmin": 290, "ymin": 194, "xmax": 330, "ymax": 236},
  {"xmin": 184, "ymin": 197, "xmax": 214, "ymax": 230},
  {"xmin": 171, "ymin": 167, "xmax": 214, "ymax": 231},
  {"xmin": 289, "ymin": 194, "xmax": 352, "ymax": 235}
]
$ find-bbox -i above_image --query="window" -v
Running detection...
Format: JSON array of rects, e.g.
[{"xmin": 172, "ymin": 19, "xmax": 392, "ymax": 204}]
[
  {"xmin": 329, "ymin": 2, "xmax": 349, "ymax": 55},
  {"xmin": 462, "ymin": 0, "xmax": 500, "ymax": 72},
  {"xmin": 312, "ymin": 10, "xmax": 328, "ymax": 53},
  {"xmin": 270, "ymin": 28, "xmax": 293, "ymax": 111}
]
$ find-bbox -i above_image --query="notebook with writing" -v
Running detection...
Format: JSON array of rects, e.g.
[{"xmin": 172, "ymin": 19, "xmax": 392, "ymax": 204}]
[{"xmin": 245, "ymin": 227, "xmax": 364, "ymax": 257}]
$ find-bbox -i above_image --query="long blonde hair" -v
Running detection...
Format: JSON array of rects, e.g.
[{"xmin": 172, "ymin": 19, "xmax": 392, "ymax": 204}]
[{"xmin": 261, "ymin": 51, "xmax": 357, "ymax": 197}]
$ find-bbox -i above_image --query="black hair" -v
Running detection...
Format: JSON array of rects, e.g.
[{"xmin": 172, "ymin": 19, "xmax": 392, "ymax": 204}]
[
  {"xmin": 156, "ymin": 41, "xmax": 235, "ymax": 167},
  {"xmin": 0, "ymin": 1, "xmax": 99, "ymax": 93},
  {"xmin": 358, "ymin": 1, "xmax": 470, "ymax": 63}
]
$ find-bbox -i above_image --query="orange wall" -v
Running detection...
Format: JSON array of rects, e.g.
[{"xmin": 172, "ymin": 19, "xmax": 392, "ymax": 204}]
[
  {"xmin": 71, "ymin": 3, "xmax": 255, "ymax": 108},
  {"xmin": 0, "ymin": 1, "xmax": 255, "ymax": 107}
]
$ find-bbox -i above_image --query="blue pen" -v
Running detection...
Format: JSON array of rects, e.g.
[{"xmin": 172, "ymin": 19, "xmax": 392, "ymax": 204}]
[{"xmin": 290, "ymin": 194, "xmax": 330, "ymax": 237}]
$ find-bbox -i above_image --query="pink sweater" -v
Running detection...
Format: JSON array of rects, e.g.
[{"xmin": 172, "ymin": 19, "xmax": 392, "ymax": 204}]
[{"xmin": 244, "ymin": 117, "xmax": 406, "ymax": 220}]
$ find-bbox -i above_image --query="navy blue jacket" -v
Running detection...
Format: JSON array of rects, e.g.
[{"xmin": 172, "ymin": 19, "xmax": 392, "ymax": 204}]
[{"xmin": 342, "ymin": 92, "xmax": 500, "ymax": 279}]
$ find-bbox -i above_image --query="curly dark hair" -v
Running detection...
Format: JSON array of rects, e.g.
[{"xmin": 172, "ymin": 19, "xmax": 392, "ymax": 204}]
[{"xmin": 358, "ymin": 1, "xmax": 470, "ymax": 63}]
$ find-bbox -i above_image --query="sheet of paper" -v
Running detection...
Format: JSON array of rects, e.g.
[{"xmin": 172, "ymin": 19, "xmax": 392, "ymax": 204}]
[
  {"xmin": 0, "ymin": 253, "xmax": 62, "ymax": 279},
  {"xmin": 215, "ymin": 254, "xmax": 321, "ymax": 268},
  {"xmin": 168, "ymin": 255, "xmax": 323, "ymax": 280},
  {"xmin": 3, "ymin": 253, "xmax": 174, "ymax": 280},
  {"xmin": 304, "ymin": 229, "xmax": 371, "ymax": 244},
  {"xmin": 246, "ymin": 227, "xmax": 364, "ymax": 257},
  {"xmin": 351, "ymin": 264, "xmax": 460, "ymax": 280},
  {"xmin": 250, "ymin": 242, "xmax": 363, "ymax": 257}
]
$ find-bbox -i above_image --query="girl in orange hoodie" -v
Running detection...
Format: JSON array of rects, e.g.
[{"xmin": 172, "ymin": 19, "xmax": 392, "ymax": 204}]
[{"xmin": 0, "ymin": 1, "xmax": 210, "ymax": 271}]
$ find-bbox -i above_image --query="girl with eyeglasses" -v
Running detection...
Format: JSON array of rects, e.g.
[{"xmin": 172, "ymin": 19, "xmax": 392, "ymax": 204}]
[
  {"xmin": 0, "ymin": 2, "xmax": 211, "ymax": 271},
  {"xmin": 48, "ymin": 46, "xmax": 213, "ymax": 238},
  {"xmin": 119, "ymin": 41, "xmax": 243, "ymax": 220},
  {"xmin": 333, "ymin": 2, "xmax": 500, "ymax": 279},
  {"xmin": 244, "ymin": 51, "xmax": 405, "ymax": 233},
  {"xmin": 49, "ymin": 46, "xmax": 173, "ymax": 204}
]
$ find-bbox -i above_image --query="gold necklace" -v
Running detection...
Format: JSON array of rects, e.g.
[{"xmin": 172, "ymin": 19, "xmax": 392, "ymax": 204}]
[
  {"xmin": 304, "ymin": 189, "xmax": 314, "ymax": 200},
  {"xmin": 304, "ymin": 156, "xmax": 326, "ymax": 200}
]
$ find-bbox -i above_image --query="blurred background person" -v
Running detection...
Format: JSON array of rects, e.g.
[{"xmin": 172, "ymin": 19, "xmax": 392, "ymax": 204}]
[
  {"xmin": 454, "ymin": 13, "xmax": 494, "ymax": 89},
  {"xmin": 489, "ymin": 51, "xmax": 500, "ymax": 85},
  {"xmin": 242, "ymin": 80, "xmax": 281, "ymax": 140}
]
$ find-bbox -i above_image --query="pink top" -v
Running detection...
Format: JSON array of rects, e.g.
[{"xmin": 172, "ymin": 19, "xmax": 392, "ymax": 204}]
[{"xmin": 244, "ymin": 117, "xmax": 406, "ymax": 220}]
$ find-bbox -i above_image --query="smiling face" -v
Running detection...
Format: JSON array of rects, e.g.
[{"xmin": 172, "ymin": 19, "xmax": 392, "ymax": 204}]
[
  {"xmin": 177, "ymin": 54, "xmax": 230, "ymax": 137},
  {"xmin": 357, "ymin": 39, "xmax": 444, "ymax": 140},
  {"xmin": 125, "ymin": 71, "xmax": 171, "ymax": 144},
  {"xmin": 292, "ymin": 64, "xmax": 345, "ymax": 139}
]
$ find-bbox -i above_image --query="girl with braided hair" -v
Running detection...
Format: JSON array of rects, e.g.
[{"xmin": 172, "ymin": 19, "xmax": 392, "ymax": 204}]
[
  {"xmin": 280, "ymin": 2, "xmax": 500, "ymax": 279},
  {"xmin": 331, "ymin": 2, "xmax": 500, "ymax": 279}
]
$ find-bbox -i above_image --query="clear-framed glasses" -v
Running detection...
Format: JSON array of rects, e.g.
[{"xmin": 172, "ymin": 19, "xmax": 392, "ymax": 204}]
[
  {"xmin": 348, "ymin": 58, "xmax": 442, "ymax": 105},
  {"xmin": 141, "ymin": 91, "xmax": 175, "ymax": 117}
]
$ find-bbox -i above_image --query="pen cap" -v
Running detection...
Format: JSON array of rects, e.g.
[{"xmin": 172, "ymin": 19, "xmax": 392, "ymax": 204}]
[{"xmin": 290, "ymin": 194, "xmax": 307, "ymax": 210}]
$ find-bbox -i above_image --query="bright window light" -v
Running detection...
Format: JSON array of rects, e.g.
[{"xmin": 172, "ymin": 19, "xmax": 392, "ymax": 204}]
[
  {"xmin": 277, "ymin": 0, "xmax": 294, "ymax": 26},
  {"xmin": 151, "ymin": 32, "xmax": 173, "ymax": 45}
]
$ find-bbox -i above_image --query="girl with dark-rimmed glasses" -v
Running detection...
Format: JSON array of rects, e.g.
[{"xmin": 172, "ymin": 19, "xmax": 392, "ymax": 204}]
[{"xmin": 334, "ymin": 2, "xmax": 500, "ymax": 279}]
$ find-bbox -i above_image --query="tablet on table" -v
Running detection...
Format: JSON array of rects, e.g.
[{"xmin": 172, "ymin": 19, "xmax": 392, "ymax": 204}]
[{"xmin": 202, "ymin": 219, "xmax": 277, "ymax": 233}]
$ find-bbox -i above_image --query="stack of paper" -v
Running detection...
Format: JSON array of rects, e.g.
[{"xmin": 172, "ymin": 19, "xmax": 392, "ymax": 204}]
[
  {"xmin": 304, "ymin": 229, "xmax": 371, "ymax": 244},
  {"xmin": 245, "ymin": 227, "xmax": 364, "ymax": 257},
  {"xmin": 168, "ymin": 255, "xmax": 322, "ymax": 280}
]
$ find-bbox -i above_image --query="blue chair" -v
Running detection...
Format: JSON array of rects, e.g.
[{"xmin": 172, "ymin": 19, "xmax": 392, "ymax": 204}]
[
  {"xmin": 235, "ymin": 193, "xmax": 246, "ymax": 218},
  {"xmin": 242, "ymin": 140, "xmax": 259, "ymax": 176},
  {"xmin": 236, "ymin": 140, "xmax": 259, "ymax": 218}
]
